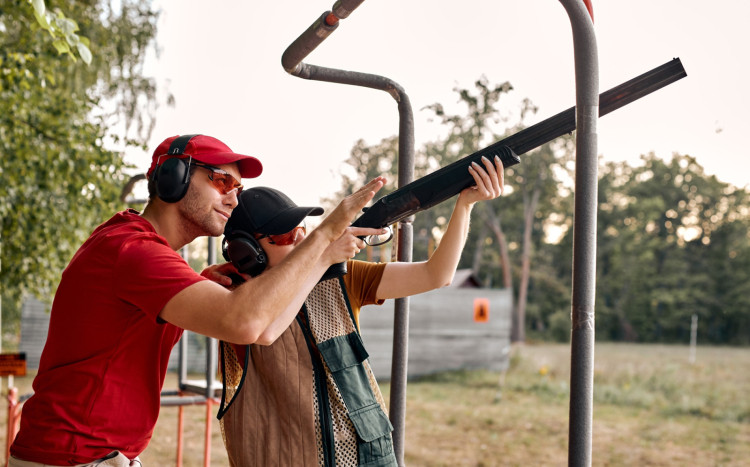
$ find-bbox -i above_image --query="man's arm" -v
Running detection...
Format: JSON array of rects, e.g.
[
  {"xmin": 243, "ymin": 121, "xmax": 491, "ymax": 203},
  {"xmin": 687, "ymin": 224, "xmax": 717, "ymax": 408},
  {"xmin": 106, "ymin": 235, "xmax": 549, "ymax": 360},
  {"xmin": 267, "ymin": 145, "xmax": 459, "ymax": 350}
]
[
  {"xmin": 159, "ymin": 177, "xmax": 386, "ymax": 344},
  {"xmin": 376, "ymin": 156, "xmax": 503, "ymax": 300},
  {"xmin": 253, "ymin": 225, "xmax": 374, "ymax": 344}
]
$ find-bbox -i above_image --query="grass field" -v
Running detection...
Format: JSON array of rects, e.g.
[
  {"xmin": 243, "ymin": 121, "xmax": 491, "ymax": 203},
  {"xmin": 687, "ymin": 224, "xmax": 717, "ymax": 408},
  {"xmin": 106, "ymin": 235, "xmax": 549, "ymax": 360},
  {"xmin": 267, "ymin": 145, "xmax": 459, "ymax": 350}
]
[{"xmin": 2, "ymin": 342, "xmax": 748, "ymax": 466}]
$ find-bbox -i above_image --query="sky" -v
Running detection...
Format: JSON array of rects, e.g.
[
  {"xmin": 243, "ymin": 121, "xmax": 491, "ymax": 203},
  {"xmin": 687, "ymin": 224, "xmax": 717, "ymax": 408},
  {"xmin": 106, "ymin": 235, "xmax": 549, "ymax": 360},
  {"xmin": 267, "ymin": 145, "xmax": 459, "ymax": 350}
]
[{"xmin": 127, "ymin": 0, "xmax": 750, "ymax": 209}]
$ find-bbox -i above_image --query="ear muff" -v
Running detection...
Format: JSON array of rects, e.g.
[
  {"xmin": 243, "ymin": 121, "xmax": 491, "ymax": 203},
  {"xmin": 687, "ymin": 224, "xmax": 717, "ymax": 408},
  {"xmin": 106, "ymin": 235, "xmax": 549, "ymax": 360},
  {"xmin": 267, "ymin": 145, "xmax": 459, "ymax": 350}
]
[
  {"xmin": 153, "ymin": 157, "xmax": 191, "ymax": 203},
  {"xmin": 222, "ymin": 231, "xmax": 268, "ymax": 277},
  {"xmin": 151, "ymin": 134, "xmax": 201, "ymax": 203}
]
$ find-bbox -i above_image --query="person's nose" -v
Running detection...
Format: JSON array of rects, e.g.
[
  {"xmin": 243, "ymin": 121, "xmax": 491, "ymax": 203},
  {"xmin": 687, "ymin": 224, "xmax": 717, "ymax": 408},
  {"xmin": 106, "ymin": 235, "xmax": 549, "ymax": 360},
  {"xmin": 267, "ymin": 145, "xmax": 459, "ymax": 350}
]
[
  {"xmin": 293, "ymin": 229, "xmax": 306, "ymax": 246},
  {"xmin": 224, "ymin": 189, "xmax": 239, "ymax": 209}
]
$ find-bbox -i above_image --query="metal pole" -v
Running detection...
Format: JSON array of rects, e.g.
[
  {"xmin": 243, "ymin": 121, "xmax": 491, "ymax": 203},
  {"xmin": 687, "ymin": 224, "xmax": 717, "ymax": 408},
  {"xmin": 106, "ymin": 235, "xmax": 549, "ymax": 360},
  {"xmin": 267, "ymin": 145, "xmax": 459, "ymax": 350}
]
[
  {"xmin": 206, "ymin": 237, "xmax": 218, "ymax": 400},
  {"xmin": 281, "ymin": 3, "xmax": 415, "ymax": 464},
  {"xmin": 389, "ymin": 93, "xmax": 414, "ymax": 467},
  {"xmin": 205, "ymin": 237, "xmax": 218, "ymax": 467},
  {"xmin": 178, "ymin": 245, "xmax": 189, "ymax": 390},
  {"xmin": 689, "ymin": 314, "xmax": 698, "ymax": 364},
  {"xmin": 557, "ymin": 1, "xmax": 598, "ymax": 466}
]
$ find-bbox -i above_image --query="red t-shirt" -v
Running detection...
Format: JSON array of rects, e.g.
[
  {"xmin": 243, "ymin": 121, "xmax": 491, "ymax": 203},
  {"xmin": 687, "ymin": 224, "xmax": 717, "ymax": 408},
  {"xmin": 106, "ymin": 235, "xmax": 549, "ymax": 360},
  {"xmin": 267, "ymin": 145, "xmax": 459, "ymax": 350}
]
[{"xmin": 11, "ymin": 210, "xmax": 207, "ymax": 464}]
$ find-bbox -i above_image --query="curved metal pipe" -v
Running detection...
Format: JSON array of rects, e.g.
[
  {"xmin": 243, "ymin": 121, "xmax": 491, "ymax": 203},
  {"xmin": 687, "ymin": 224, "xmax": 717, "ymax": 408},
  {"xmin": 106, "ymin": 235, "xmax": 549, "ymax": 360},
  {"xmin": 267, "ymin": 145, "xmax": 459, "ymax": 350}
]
[
  {"xmin": 281, "ymin": 11, "xmax": 338, "ymax": 74},
  {"xmin": 120, "ymin": 173, "xmax": 147, "ymax": 205},
  {"xmin": 281, "ymin": 0, "xmax": 366, "ymax": 73}
]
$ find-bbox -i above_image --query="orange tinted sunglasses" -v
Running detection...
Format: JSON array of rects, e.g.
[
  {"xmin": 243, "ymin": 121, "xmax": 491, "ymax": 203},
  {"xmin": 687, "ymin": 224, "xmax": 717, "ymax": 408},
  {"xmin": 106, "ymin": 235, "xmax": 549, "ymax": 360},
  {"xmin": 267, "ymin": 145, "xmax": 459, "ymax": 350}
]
[
  {"xmin": 193, "ymin": 162, "xmax": 243, "ymax": 195},
  {"xmin": 257, "ymin": 222, "xmax": 306, "ymax": 246}
]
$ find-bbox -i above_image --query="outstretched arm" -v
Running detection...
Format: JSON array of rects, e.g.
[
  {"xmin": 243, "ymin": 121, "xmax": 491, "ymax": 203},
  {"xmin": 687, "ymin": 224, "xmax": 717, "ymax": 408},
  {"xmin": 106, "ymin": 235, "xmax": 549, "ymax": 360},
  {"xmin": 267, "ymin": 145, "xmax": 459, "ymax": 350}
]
[
  {"xmin": 255, "ymin": 225, "xmax": 374, "ymax": 344},
  {"xmin": 160, "ymin": 177, "xmax": 387, "ymax": 344},
  {"xmin": 376, "ymin": 156, "xmax": 504, "ymax": 300}
]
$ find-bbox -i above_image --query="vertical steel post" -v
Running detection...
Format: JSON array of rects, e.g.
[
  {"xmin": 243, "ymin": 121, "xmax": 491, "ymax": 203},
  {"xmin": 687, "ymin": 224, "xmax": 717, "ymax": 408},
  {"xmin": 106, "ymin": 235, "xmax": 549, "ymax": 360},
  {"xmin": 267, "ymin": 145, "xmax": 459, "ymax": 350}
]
[
  {"xmin": 557, "ymin": 1, "xmax": 599, "ymax": 466},
  {"xmin": 689, "ymin": 314, "xmax": 698, "ymax": 364},
  {"xmin": 178, "ymin": 246, "xmax": 189, "ymax": 389},
  {"xmin": 205, "ymin": 237, "xmax": 218, "ymax": 400},
  {"xmin": 388, "ymin": 94, "xmax": 415, "ymax": 466},
  {"xmin": 205, "ymin": 237, "xmax": 218, "ymax": 467}
]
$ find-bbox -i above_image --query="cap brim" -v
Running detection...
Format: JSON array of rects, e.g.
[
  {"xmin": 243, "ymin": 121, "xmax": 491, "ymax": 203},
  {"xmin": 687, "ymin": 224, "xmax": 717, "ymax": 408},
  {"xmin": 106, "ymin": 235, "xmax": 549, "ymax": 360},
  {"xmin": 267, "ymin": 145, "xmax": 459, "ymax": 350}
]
[
  {"xmin": 261, "ymin": 206, "xmax": 324, "ymax": 235},
  {"xmin": 199, "ymin": 152, "xmax": 262, "ymax": 179}
]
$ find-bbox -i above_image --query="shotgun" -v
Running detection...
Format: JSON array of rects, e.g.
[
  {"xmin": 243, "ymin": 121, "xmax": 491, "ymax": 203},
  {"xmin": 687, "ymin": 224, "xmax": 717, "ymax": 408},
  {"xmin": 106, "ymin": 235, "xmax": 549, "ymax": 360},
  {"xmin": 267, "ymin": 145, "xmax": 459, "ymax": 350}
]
[{"xmin": 331, "ymin": 57, "xmax": 687, "ymax": 279}]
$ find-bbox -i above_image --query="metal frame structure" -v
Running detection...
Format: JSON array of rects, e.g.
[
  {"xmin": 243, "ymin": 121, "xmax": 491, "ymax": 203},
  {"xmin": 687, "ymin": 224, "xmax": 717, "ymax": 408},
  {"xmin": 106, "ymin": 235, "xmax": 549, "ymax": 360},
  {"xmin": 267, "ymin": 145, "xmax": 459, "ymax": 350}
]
[{"xmin": 282, "ymin": 1, "xmax": 600, "ymax": 465}]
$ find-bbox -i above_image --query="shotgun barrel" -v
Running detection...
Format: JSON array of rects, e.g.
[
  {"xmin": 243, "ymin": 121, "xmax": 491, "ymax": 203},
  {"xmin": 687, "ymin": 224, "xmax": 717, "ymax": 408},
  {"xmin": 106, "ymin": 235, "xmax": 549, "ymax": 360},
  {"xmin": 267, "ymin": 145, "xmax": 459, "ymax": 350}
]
[
  {"xmin": 353, "ymin": 58, "xmax": 687, "ymax": 231},
  {"xmin": 326, "ymin": 58, "xmax": 688, "ymax": 280}
]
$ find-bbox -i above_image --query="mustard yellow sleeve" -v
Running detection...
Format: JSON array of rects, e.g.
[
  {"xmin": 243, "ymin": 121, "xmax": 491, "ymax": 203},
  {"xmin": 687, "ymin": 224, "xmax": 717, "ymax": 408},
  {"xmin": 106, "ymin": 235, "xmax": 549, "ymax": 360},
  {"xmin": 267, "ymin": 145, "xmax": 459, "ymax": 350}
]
[{"xmin": 343, "ymin": 260, "xmax": 387, "ymax": 327}]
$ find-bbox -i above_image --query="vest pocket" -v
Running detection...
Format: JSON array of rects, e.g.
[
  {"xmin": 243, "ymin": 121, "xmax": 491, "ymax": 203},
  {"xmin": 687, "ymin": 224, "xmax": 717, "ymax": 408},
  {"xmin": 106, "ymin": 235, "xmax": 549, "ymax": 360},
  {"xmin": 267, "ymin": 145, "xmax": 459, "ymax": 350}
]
[
  {"xmin": 349, "ymin": 404, "xmax": 397, "ymax": 467},
  {"xmin": 319, "ymin": 333, "xmax": 375, "ymax": 409},
  {"xmin": 349, "ymin": 403, "xmax": 393, "ymax": 442},
  {"xmin": 317, "ymin": 333, "xmax": 369, "ymax": 372}
]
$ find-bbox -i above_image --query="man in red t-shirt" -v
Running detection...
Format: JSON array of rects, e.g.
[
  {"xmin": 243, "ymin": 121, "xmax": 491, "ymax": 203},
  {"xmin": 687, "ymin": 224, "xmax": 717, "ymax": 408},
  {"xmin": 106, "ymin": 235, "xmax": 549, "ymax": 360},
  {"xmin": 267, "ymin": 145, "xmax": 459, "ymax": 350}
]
[{"xmin": 9, "ymin": 134, "xmax": 386, "ymax": 466}]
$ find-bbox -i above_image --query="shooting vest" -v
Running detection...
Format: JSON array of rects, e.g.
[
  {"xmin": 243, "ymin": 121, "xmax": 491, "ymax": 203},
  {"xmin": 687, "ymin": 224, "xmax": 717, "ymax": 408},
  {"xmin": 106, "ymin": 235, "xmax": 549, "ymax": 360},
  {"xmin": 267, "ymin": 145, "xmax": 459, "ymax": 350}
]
[{"xmin": 219, "ymin": 277, "xmax": 397, "ymax": 467}]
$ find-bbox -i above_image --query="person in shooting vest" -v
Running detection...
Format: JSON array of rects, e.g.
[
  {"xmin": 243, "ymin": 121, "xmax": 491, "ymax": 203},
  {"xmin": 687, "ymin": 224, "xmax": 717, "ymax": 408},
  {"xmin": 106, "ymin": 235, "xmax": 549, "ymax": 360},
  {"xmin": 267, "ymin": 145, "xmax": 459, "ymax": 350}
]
[{"xmin": 216, "ymin": 155, "xmax": 504, "ymax": 467}]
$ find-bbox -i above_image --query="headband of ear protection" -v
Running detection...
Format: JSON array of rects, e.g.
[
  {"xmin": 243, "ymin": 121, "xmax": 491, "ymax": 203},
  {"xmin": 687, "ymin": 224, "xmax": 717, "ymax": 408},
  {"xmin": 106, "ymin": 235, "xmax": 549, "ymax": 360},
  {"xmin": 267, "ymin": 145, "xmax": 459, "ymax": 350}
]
[
  {"xmin": 151, "ymin": 134, "xmax": 201, "ymax": 203},
  {"xmin": 222, "ymin": 230, "xmax": 268, "ymax": 278}
]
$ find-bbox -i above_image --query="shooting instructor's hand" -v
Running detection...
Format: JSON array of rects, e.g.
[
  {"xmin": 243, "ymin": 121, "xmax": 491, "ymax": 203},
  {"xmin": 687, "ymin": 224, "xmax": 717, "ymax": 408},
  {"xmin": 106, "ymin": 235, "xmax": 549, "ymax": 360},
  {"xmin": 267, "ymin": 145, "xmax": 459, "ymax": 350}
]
[
  {"xmin": 317, "ymin": 176, "xmax": 387, "ymax": 242},
  {"xmin": 200, "ymin": 262, "xmax": 250, "ymax": 287}
]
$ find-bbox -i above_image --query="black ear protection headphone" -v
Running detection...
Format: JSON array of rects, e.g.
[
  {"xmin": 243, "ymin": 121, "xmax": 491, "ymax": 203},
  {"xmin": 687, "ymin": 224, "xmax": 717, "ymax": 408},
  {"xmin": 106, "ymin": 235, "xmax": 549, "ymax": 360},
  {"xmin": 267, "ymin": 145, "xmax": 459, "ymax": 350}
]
[
  {"xmin": 151, "ymin": 134, "xmax": 200, "ymax": 203},
  {"xmin": 222, "ymin": 230, "xmax": 268, "ymax": 278}
]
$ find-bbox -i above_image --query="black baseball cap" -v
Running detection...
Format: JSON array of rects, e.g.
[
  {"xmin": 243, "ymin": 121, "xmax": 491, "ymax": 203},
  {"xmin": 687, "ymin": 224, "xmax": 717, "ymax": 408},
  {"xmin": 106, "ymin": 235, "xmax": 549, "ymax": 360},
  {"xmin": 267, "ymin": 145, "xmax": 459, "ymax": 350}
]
[{"xmin": 225, "ymin": 186, "xmax": 324, "ymax": 237}]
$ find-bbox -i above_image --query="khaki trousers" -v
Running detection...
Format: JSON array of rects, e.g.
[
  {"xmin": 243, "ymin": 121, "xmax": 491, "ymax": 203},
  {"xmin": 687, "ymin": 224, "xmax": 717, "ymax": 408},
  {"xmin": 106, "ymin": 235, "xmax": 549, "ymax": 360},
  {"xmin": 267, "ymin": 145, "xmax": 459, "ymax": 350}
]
[{"xmin": 9, "ymin": 451, "xmax": 142, "ymax": 467}]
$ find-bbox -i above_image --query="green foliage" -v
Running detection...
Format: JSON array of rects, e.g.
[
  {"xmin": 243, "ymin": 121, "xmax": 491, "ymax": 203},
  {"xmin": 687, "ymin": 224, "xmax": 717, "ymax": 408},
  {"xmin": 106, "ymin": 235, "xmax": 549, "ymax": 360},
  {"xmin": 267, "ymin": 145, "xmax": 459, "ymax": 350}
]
[
  {"xmin": 416, "ymin": 77, "xmax": 519, "ymax": 269},
  {"xmin": 323, "ymin": 135, "xmax": 402, "ymax": 206},
  {"xmin": 546, "ymin": 310, "xmax": 571, "ymax": 343},
  {"xmin": 419, "ymin": 80, "xmax": 576, "ymax": 342},
  {"xmin": 700, "ymin": 218, "xmax": 750, "ymax": 344},
  {"xmin": 25, "ymin": 0, "xmax": 92, "ymax": 64},
  {"xmin": 589, "ymin": 154, "xmax": 750, "ymax": 344},
  {"xmin": 1, "ymin": 0, "xmax": 160, "ymax": 336}
]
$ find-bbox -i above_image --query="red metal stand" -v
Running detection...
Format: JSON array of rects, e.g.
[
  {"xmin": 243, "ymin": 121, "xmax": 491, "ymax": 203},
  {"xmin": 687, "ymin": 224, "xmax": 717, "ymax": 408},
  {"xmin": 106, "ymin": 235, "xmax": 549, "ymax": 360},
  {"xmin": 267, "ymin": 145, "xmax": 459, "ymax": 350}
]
[
  {"xmin": 4, "ymin": 388, "xmax": 219, "ymax": 466},
  {"xmin": 5, "ymin": 387, "xmax": 22, "ymax": 467}
]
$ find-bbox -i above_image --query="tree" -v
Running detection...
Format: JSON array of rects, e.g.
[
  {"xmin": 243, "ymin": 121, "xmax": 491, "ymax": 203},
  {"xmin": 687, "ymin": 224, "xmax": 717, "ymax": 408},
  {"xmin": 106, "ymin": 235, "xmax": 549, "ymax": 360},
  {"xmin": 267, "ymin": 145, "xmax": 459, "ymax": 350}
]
[
  {"xmin": 1, "ymin": 0, "xmax": 161, "ymax": 339},
  {"xmin": 701, "ymin": 212, "xmax": 750, "ymax": 344},
  {"xmin": 329, "ymin": 77, "xmax": 576, "ymax": 343},
  {"xmin": 420, "ymin": 77, "xmax": 515, "ymax": 283},
  {"xmin": 422, "ymin": 80, "xmax": 575, "ymax": 343},
  {"xmin": 23, "ymin": 0, "xmax": 92, "ymax": 64},
  {"xmin": 592, "ymin": 153, "xmax": 750, "ymax": 343},
  {"xmin": 501, "ymin": 133, "xmax": 573, "ymax": 342}
]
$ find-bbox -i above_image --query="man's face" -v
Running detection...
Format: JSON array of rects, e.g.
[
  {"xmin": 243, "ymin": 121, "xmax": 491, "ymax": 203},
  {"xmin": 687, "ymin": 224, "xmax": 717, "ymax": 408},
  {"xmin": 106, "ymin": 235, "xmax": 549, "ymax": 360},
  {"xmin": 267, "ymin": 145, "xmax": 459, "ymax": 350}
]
[{"xmin": 178, "ymin": 162, "xmax": 242, "ymax": 237}]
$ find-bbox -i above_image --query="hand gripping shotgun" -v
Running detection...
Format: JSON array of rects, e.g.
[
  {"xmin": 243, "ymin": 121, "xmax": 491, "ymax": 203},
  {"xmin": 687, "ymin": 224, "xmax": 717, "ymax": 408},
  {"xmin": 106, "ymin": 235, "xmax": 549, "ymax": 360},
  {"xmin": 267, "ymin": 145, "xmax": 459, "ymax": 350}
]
[{"xmin": 322, "ymin": 58, "xmax": 687, "ymax": 280}]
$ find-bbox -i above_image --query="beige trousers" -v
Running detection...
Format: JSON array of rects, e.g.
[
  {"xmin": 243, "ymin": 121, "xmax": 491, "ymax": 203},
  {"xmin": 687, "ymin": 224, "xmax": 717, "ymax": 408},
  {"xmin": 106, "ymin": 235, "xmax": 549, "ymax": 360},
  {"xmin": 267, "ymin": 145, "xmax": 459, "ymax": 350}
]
[{"xmin": 9, "ymin": 451, "xmax": 142, "ymax": 467}]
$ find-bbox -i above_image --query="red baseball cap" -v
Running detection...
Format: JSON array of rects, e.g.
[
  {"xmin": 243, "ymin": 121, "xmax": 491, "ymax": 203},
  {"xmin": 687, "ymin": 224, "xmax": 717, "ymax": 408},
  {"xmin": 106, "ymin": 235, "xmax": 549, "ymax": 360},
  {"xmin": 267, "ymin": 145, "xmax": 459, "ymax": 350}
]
[{"xmin": 147, "ymin": 134, "xmax": 263, "ymax": 179}]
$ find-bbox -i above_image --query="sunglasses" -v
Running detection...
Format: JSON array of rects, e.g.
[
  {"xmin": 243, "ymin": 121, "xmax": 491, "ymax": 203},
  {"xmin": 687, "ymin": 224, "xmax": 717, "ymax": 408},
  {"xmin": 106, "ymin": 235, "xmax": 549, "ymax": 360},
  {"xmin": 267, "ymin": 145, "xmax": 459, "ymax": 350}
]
[
  {"xmin": 257, "ymin": 222, "xmax": 306, "ymax": 246},
  {"xmin": 193, "ymin": 162, "xmax": 243, "ymax": 195}
]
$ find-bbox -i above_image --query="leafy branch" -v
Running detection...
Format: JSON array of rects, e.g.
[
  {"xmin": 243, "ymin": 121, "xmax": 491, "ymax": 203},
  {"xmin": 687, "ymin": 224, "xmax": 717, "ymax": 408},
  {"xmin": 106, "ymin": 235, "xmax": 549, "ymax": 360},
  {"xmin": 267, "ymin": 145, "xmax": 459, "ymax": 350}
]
[{"xmin": 26, "ymin": 0, "xmax": 92, "ymax": 64}]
